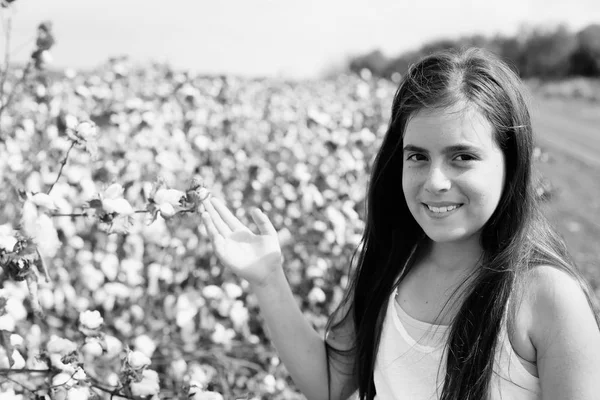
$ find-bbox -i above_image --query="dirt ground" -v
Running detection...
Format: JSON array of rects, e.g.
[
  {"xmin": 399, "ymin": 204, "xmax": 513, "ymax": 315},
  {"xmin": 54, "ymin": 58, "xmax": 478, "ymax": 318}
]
[{"xmin": 531, "ymin": 95, "xmax": 600, "ymax": 290}]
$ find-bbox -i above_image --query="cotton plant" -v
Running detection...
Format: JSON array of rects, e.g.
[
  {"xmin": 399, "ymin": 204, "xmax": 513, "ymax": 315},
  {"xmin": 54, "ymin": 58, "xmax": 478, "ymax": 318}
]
[{"xmin": 0, "ymin": 47, "xmax": 479, "ymax": 399}]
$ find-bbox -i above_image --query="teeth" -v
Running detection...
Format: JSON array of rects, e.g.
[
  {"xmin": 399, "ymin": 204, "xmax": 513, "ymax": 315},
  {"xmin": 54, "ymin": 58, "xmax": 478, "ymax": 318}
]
[{"xmin": 427, "ymin": 204, "xmax": 459, "ymax": 213}]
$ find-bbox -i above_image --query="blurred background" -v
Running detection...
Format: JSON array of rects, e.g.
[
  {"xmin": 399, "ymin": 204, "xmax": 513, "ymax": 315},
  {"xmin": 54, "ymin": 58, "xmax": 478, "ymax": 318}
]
[
  {"xmin": 6, "ymin": 0, "xmax": 600, "ymax": 79},
  {"xmin": 0, "ymin": 1, "xmax": 599, "ymax": 399}
]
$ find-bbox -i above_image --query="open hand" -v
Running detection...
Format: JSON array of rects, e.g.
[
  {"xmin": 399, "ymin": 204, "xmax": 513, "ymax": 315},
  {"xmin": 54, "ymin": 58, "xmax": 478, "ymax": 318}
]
[{"xmin": 201, "ymin": 196, "xmax": 283, "ymax": 287}]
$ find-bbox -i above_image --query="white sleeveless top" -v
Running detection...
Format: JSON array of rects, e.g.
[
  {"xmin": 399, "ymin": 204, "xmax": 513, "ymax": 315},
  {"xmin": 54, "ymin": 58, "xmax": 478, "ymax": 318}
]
[{"xmin": 373, "ymin": 288, "xmax": 541, "ymax": 400}]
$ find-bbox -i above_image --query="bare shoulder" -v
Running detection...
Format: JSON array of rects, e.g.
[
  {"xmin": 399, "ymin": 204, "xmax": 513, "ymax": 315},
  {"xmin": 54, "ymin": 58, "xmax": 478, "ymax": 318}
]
[
  {"xmin": 521, "ymin": 265, "xmax": 598, "ymax": 342},
  {"xmin": 517, "ymin": 265, "xmax": 600, "ymax": 397}
]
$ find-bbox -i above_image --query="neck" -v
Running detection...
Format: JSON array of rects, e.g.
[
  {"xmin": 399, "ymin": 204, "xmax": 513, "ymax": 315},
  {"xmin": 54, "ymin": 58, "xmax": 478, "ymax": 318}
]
[{"xmin": 424, "ymin": 236, "xmax": 483, "ymax": 276}]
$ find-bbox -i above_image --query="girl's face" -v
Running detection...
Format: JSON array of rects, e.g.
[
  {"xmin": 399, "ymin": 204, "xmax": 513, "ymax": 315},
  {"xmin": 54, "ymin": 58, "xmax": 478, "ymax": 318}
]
[{"xmin": 402, "ymin": 106, "xmax": 506, "ymax": 245}]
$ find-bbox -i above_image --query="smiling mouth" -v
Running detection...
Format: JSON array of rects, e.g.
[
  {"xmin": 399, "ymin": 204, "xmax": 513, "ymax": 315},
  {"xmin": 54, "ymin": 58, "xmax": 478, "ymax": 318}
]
[{"xmin": 423, "ymin": 204, "xmax": 463, "ymax": 214}]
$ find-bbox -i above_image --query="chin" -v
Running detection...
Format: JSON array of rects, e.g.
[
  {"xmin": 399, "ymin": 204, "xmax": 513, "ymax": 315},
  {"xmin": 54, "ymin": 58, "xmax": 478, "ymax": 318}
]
[{"xmin": 422, "ymin": 228, "xmax": 474, "ymax": 244}]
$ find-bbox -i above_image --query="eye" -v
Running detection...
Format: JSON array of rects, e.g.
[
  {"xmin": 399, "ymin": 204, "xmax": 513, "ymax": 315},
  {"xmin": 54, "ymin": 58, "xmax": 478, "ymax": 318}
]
[
  {"xmin": 454, "ymin": 153, "xmax": 478, "ymax": 162},
  {"xmin": 406, "ymin": 153, "xmax": 428, "ymax": 162}
]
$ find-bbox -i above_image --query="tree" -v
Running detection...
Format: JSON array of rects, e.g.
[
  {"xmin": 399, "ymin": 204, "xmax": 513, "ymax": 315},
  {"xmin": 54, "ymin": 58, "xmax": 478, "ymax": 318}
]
[
  {"xmin": 569, "ymin": 24, "xmax": 600, "ymax": 76},
  {"xmin": 520, "ymin": 24, "xmax": 577, "ymax": 78},
  {"xmin": 348, "ymin": 49, "xmax": 389, "ymax": 77}
]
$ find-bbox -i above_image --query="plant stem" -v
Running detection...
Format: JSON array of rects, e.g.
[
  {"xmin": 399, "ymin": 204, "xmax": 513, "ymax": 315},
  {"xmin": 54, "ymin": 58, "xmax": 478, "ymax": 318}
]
[
  {"xmin": 0, "ymin": 368, "xmax": 50, "ymax": 374},
  {"xmin": 87, "ymin": 375, "xmax": 131, "ymax": 398},
  {"xmin": 51, "ymin": 212, "xmax": 88, "ymax": 217},
  {"xmin": 0, "ymin": 374, "xmax": 37, "ymax": 395},
  {"xmin": 47, "ymin": 141, "xmax": 76, "ymax": 194}
]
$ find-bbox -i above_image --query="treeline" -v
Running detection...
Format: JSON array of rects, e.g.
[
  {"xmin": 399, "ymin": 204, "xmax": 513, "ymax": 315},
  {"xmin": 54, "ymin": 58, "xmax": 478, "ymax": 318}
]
[{"xmin": 348, "ymin": 23, "xmax": 600, "ymax": 79}]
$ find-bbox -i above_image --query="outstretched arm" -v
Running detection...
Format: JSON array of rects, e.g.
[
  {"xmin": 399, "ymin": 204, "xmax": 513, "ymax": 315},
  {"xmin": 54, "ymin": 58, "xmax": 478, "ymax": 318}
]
[{"xmin": 201, "ymin": 196, "xmax": 357, "ymax": 400}]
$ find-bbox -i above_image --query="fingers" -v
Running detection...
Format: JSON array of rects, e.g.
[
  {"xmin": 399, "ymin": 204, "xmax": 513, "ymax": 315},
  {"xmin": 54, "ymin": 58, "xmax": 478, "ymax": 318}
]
[
  {"xmin": 249, "ymin": 207, "xmax": 277, "ymax": 237},
  {"xmin": 203, "ymin": 197, "xmax": 231, "ymax": 236},
  {"xmin": 210, "ymin": 197, "xmax": 247, "ymax": 232},
  {"xmin": 201, "ymin": 210, "xmax": 221, "ymax": 239}
]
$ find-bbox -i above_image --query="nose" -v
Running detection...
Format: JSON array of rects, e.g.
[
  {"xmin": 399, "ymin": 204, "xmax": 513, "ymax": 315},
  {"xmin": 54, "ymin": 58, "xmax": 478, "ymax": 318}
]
[{"xmin": 424, "ymin": 165, "xmax": 451, "ymax": 193}]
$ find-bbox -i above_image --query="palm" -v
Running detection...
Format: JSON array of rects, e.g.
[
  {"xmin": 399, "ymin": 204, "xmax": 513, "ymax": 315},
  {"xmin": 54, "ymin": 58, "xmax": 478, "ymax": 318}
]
[
  {"xmin": 201, "ymin": 197, "xmax": 283, "ymax": 285},
  {"xmin": 216, "ymin": 229, "xmax": 281, "ymax": 277}
]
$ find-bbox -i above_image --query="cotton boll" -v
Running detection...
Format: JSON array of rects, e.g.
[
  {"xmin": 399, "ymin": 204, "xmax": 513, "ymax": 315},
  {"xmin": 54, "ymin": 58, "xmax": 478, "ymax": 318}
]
[
  {"xmin": 133, "ymin": 334, "xmax": 156, "ymax": 358},
  {"xmin": 80, "ymin": 264, "xmax": 105, "ymax": 291},
  {"xmin": 229, "ymin": 301, "xmax": 249, "ymax": 330},
  {"xmin": 159, "ymin": 203, "xmax": 176, "ymax": 219},
  {"xmin": 0, "ymin": 388, "xmax": 24, "ymax": 400},
  {"xmin": 52, "ymin": 372, "xmax": 75, "ymax": 387},
  {"xmin": 210, "ymin": 323, "xmax": 235, "ymax": 346},
  {"xmin": 176, "ymin": 294, "xmax": 198, "ymax": 329},
  {"xmin": 129, "ymin": 304, "xmax": 145, "ymax": 322},
  {"xmin": 10, "ymin": 334, "xmax": 24, "ymax": 347},
  {"xmin": 79, "ymin": 310, "xmax": 103, "ymax": 330},
  {"xmin": 103, "ymin": 335, "xmax": 123, "ymax": 358},
  {"xmin": 47, "ymin": 335, "xmax": 78, "ymax": 355},
  {"xmin": 186, "ymin": 363, "xmax": 213, "ymax": 389},
  {"xmin": 154, "ymin": 188, "xmax": 185, "ymax": 207},
  {"xmin": 51, "ymin": 387, "xmax": 68, "ymax": 400},
  {"xmin": 121, "ymin": 258, "xmax": 144, "ymax": 286},
  {"xmin": 81, "ymin": 339, "xmax": 103, "ymax": 358},
  {"xmin": 0, "ymin": 314, "xmax": 16, "ymax": 332},
  {"xmin": 113, "ymin": 317, "xmax": 132, "ymax": 336},
  {"xmin": 222, "ymin": 282, "xmax": 243, "ymax": 299},
  {"xmin": 127, "ymin": 350, "xmax": 151, "ymax": 369},
  {"xmin": 72, "ymin": 367, "xmax": 86, "ymax": 381},
  {"xmin": 6, "ymin": 297, "xmax": 27, "ymax": 322},
  {"xmin": 100, "ymin": 253, "xmax": 119, "ymax": 281},
  {"xmin": 10, "ymin": 350, "xmax": 26, "ymax": 369},
  {"xmin": 106, "ymin": 372, "xmax": 120, "ymax": 387},
  {"xmin": 308, "ymin": 287, "xmax": 326, "ymax": 305},
  {"xmin": 102, "ymin": 198, "xmax": 134, "ymax": 215},
  {"xmin": 0, "ymin": 234, "xmax": 17, "ymax": 252},
  {"xmin": 66, "ymin": 387, "xmax": 90, "ymax": 400},
  {"xmin": 169, "ymin": 358, "xmax": 187, "ymax": 378},
  {"xmin": 30, "ymin": 193, "xmax": 57, "ymax": 211},
  {"xmin": 32, "ymin": 214, "xmax": 61, "ymax": 258},
  {"xmin": 263, "ymin": 374, "xmax": 277, "ymax": 393},
  {"xmin": 37, "ymin": 287, "xmax": 55, "ymax": 310},
  {"xmin": 130, "ymin": 369, "xmax": 160, "ymax": 397},
  {"xmin": 202, "ymin": 285, "xmax": 223, "ymax": 300}
]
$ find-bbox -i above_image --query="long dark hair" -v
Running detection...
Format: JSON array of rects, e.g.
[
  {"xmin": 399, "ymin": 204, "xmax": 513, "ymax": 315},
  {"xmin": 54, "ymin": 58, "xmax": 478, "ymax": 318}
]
[{"xmin": 325, "ymin": 47, "xmax": 600, "ymax": 400}]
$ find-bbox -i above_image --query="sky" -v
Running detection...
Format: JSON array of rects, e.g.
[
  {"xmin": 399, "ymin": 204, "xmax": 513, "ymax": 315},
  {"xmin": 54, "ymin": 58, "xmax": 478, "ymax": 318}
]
[{"xmin": 3, "ymin": 0, "xmax": 600, "ymax": 78}]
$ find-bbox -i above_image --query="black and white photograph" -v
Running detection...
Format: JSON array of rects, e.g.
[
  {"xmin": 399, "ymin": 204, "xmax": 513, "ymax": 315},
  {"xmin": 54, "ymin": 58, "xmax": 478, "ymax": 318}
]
[{"xmin": 0, "ymin": 1, "xmax": 599, "ymax": 399}]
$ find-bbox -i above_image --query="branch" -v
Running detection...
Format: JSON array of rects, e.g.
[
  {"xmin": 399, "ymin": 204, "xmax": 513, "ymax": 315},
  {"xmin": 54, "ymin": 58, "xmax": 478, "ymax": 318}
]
[
  {"xmin": 87, "ymin": 374, "xmax": 132, "ymax": 398},
  {"xmin": 51, "ymin": 212, "xmax": 88, "ymax": 218},
  {"xmin": 0, "ymin": 368, "xmax": 51, "ymax": 374},
  {"xmin": 0, "ymin": 374, "xmax": 37, "ymax": 395},
  {"xmin": 0, "ymin": 368, "xmax": 132, "ymax": 398},
  {"xmin": 47, "ymin": 141, "xmax": 76, "ymax": 194}
]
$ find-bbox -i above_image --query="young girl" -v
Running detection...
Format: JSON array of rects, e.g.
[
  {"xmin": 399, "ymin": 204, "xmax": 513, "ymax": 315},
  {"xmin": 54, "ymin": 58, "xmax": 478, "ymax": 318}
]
[{"xmin": 200, "ymin": 48, "xmax": 600, "ymax": 400}]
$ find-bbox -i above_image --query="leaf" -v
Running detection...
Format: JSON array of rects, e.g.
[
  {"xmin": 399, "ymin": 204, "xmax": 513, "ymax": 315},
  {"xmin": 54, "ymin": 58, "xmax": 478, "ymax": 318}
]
[
  {"xmin": 87, "ymin": 198, "xmax": 104, "ymax": 210},
  {"xmin": 103, "ymin": 183, "xmax": 124, "ymax": 200},
  {"xmin": 36, "ymin": 247, "xmax": 51, "ymax": 283},
  {"xmin": 25, "ymin": 272, "xmax": 43, "ymax": 318}
]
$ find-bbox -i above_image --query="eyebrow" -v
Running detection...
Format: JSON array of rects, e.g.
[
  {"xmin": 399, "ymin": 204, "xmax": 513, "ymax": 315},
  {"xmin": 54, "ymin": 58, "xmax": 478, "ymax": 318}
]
[{"xmin": 402, "ymin": 144, "xmax": 482, "ymax": 153}]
